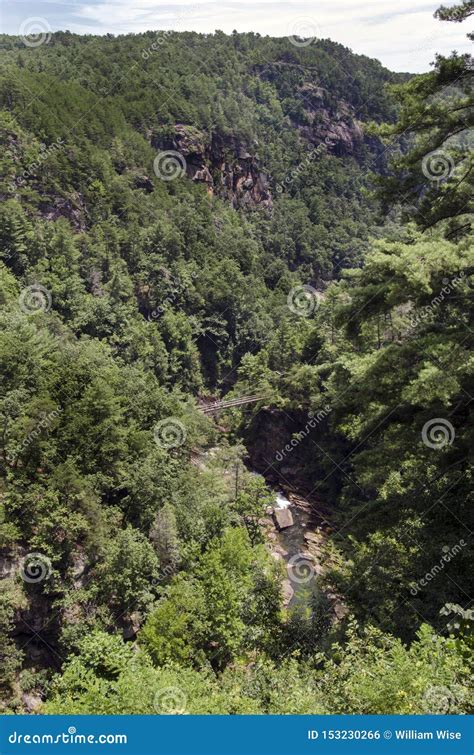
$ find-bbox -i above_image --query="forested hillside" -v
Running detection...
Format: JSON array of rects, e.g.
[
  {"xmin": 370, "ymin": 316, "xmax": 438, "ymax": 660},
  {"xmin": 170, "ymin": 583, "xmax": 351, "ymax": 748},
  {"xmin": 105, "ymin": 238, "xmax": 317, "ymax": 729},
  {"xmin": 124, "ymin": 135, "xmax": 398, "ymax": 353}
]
[{"xmin": 0, "ymin": 13, "xmax": 472, "ymax": 715}]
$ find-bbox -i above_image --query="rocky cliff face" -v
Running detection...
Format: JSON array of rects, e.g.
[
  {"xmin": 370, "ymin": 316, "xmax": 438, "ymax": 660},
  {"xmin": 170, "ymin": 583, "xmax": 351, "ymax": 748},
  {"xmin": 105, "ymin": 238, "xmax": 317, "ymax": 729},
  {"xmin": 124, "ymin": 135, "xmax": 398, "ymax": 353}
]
[
  {"xmin": 39, "ymin": 194, "xmax": 87, "ymax": 231},
  {"xmin": 151, "ymin": 125, "xmax": 273, "ymax": 210},
  {"xmin": 255, "ymin": 64, "xmax": 366, "ymax": 157},
  {"xmin": 292, "ymin": 83, "xmax": 365, "ymax": 156},
  {"xmin": 151, "ymin": 78, "xmax": 368, "ymax": 210}
]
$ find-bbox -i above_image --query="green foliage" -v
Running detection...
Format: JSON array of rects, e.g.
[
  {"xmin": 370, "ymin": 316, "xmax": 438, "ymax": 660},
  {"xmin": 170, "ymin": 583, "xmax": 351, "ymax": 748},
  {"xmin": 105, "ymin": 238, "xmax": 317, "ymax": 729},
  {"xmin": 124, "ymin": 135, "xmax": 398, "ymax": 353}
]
[
  {"xmin": 44, "ymin": 621, "xmax": 472, "ymax": 714},
  {"xmin": 0, "ymin": 18, "xmax": 471, "ymax": 716},
  {"xmin": 142, "ymin": 528, "xmax": 282, "ymax": 670},
  {"xmin": 95, "ymin": 526, "xmax": 160, "ymax": 615},
  {"xmin": 435, "ymin": 0, "xmax": 474, "ymax": 25},
  {"xmin": 0, "ymin": 579, "xmax": 26, "ymax": 705},
  {"xmin": 141, "ymin": 578, "xmax": 208, "ymax": 667},
  {"xmin": 375, "ymin": 7, "xmax": 473, "ymax": 238},
  {"xmin": 234, "ymin": 474, "xmax": 274, "ymax": 545},
  {"xmin": 318, "ymin": 621, "xmax": 473, "ymax": 714}
]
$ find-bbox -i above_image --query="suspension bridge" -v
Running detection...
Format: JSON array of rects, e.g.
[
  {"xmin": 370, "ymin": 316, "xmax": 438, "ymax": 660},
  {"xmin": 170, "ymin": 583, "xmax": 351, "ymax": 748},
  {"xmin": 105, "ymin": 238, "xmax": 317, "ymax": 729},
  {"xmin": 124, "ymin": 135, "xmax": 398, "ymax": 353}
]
[{"xmin": 199, "ymin": 394, "xmax": 272, "ymax": 414}]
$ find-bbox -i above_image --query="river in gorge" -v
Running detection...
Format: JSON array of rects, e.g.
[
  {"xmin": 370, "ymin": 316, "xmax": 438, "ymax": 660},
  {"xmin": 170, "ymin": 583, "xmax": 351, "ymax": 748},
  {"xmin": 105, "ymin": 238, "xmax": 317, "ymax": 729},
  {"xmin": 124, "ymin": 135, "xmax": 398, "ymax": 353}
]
[
  {"xmin": 263, "ymin": 486, "xmax": 337, "ymax": 610},
  {"xmin": 194, "ymin": 446, "xmax": 343, "ymax": 617}
]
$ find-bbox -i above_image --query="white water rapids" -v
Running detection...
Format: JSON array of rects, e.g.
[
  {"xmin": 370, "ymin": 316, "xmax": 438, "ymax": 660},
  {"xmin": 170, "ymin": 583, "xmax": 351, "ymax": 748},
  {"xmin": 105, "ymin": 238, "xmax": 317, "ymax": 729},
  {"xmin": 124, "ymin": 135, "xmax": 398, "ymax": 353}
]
[{"xmin": 274, "ymin": 491, "xmax": 292, "ymax": 509}]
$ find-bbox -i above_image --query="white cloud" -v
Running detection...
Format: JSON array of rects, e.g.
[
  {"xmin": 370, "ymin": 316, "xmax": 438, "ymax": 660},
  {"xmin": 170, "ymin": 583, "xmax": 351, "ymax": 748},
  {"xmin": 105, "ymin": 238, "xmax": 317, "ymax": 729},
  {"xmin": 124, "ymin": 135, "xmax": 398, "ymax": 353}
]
[{"xmin": 7, "ymin": 0, "xmax": 473, "ymax": 71}]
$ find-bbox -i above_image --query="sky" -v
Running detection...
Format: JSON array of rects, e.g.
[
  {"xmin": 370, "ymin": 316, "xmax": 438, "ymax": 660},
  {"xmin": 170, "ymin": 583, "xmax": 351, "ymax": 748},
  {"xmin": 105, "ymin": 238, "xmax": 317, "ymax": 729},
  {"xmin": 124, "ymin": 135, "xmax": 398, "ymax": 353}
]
[{"xmin": 1, "ymin": 0, "xmax": 472, "ymax": 72}]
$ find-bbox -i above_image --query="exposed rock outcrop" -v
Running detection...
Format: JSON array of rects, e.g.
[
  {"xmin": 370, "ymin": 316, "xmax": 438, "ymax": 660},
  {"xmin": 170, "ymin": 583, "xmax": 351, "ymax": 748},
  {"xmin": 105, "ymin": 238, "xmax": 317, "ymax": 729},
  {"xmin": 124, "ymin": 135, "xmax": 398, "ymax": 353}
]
[
  {"xmin": 291, "ymin": 82, "xmax": 364, "ymax": 156},
  {"xmin": 38, "ymin": 193, "xmax": 86, "ymax": 232},
  {"xmin": 273, "ymin": 507, "xmax": 294, "ymax": 530},
  {"xmin": 151, "ymin": 124, "xmax": 272, "ymax": 210},
  {"xmin": 254, "ymin": 64, "xmax": 367, "ymax": 156}
]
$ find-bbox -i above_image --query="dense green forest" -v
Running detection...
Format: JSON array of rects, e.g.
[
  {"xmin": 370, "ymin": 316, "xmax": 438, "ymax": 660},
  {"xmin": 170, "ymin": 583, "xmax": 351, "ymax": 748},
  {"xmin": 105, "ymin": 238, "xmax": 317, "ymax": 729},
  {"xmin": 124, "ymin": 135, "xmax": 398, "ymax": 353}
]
[{"xmin": 0, "ymin": 5, "xmax": 473, "ymax": 715}]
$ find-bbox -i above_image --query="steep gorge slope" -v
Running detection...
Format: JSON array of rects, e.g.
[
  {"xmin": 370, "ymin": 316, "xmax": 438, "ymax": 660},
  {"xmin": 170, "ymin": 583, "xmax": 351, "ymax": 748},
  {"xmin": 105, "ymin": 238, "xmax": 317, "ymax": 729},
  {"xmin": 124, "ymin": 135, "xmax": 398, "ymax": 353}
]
[{"xmin": 0, "ymin": 29, "xmax": 471, "ymax": 715}]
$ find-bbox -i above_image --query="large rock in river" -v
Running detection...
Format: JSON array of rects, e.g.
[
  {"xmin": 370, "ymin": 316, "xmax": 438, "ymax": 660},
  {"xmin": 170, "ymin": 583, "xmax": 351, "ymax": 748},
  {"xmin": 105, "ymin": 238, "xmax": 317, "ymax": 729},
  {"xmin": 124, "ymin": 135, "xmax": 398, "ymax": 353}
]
[{"xmin": 273, "ymin": 507, "xmax": 294, "ymax": 530}]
